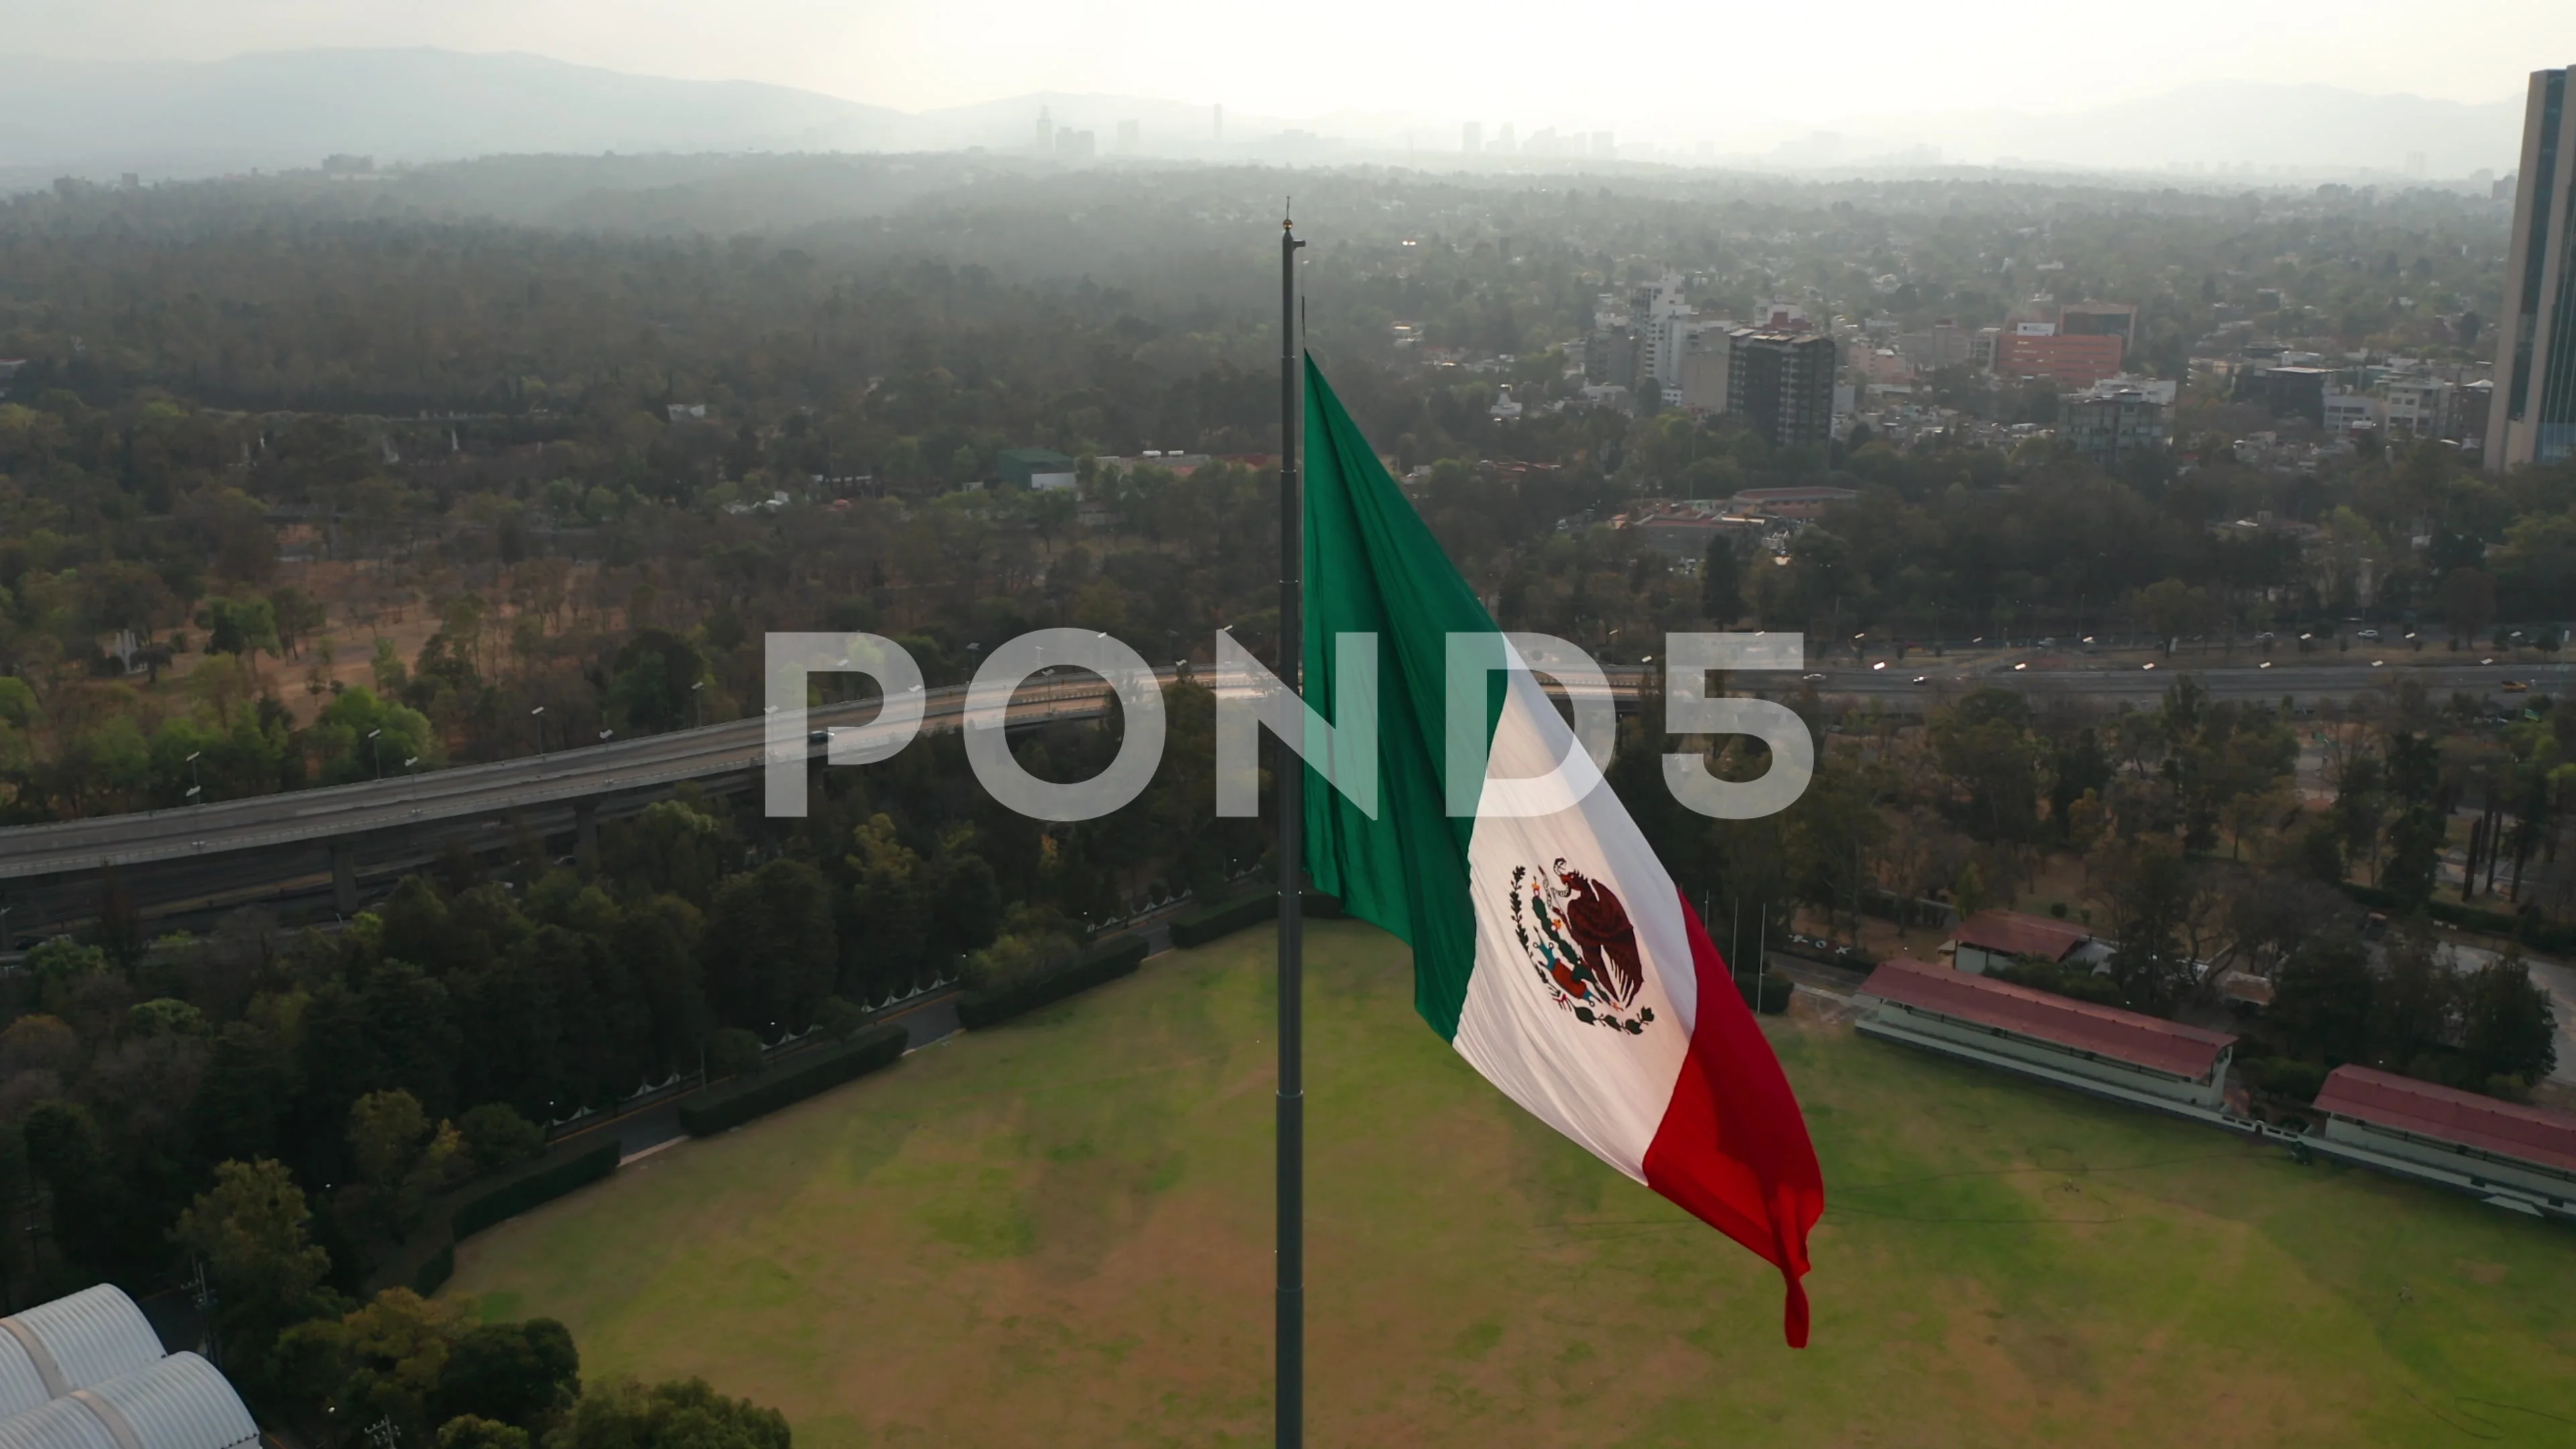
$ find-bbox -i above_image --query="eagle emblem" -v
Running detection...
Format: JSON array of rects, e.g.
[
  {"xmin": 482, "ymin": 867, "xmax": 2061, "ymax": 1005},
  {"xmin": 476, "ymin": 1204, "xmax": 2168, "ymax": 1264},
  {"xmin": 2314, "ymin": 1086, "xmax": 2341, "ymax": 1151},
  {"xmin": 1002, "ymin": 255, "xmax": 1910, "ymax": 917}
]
[{"xmin": 1509, "ymin": 861, "xmax": 1656, "ymax": 1035}]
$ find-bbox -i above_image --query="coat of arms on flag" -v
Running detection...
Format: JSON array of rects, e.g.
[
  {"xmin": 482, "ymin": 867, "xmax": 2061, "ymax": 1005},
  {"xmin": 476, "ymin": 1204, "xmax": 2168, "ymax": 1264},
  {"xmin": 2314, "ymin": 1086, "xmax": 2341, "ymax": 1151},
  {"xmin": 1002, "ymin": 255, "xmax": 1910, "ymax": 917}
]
[{"xmin": 1508, "ymin": 862, "xmax": 1657, "ymax": 1034}]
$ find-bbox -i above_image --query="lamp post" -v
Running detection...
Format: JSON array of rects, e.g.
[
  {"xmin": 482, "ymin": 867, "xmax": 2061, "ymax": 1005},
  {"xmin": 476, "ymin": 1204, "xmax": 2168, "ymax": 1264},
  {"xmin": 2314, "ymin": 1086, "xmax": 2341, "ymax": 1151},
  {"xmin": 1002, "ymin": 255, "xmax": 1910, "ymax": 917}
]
[
  {"xmin": 366, "ymin": 727, "xmax": 383, "ymax": 780},
  {"xmin": 531, "ymin": 705, "xmax": 547, "ymax": 756},
  {"xmin": 690, "ymin": 678, "xmax": 706, "ymax": 728},
  {"xmin": 185, "ymin": 750, "xmax": 203, "ymax": 804}
]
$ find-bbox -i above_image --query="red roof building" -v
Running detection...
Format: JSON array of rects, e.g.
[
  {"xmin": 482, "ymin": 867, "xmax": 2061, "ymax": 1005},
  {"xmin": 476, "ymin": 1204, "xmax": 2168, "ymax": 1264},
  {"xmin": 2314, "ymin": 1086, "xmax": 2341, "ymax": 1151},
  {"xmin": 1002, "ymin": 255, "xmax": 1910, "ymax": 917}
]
[
  {"xmin": 2312, "ymin": 1065, "xmax": 2576, "ymax": 1191},
  {"xmin": 1856, "ymin": 956, "xmax": 2236, "ymax": 1110},
  {"xmin": 1993, "ymin": 331, "xmax": 2125, "ymax": 390},
  {"xmin": 1951, "ymin": 909, "xmax": 2096, "ymax": 975}
]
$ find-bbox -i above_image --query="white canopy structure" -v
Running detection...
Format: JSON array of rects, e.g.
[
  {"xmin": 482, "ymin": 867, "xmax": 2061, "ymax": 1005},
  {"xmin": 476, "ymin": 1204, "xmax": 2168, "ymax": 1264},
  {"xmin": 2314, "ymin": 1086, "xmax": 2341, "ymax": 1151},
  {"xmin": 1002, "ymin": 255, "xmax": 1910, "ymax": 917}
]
[
  {"xmin": 0, "ymin": 1287, "xmax": 259, "ymax": 1449},
  {"xmin": 0, "ymin": 1288, "xmax": 166, "ymax": 1417}
]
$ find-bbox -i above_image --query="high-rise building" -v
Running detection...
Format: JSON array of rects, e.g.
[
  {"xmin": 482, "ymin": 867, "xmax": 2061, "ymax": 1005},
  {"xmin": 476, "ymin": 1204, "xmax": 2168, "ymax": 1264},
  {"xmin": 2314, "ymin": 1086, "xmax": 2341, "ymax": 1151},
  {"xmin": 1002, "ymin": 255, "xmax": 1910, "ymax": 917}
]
[
  {"xmin": 2061, "ymin": 388, "xmax": 2167, "ymax": 466},
  {"xmin": 1728, "ymin": 331, "xmax": 1837, "ymax": 449},
  {"xmin": 1462, "ymin": 121, "xmax": 1481, "ymax": 155},
  {"xmin": 2490, "ymin": 66, "xmax": 2576, "ymax": 470}
]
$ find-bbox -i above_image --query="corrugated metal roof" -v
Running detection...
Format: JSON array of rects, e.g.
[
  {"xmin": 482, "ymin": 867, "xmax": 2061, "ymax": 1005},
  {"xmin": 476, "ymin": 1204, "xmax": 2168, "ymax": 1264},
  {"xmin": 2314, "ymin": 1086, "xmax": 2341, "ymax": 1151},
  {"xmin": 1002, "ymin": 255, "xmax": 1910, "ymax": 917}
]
[
  {"xmin": 0, "ymin": 1395, "xmax": 122, "ymax": 1449},
  {"xmin": 4, "ymin": 1289, "xmax": 163, "ymax": 1395},
  {"xmin": 1860, "ymin": 956, "xmax": 2236, "ymax": 1079},
  {"xmin": 85, "ymin": 1355, "xmax": 257, "ymax": 1449},
  {"xmin": 0, "ymin": 1341, "xmax": 52, "ymax": 1420},
  {"xmin": 1954, "ymin": 910, "xmax": 2094, "ymax": 963},
  {"xmin": 2313, "ymin": 1065, "xmax": 2576, "ymax": 1176}
]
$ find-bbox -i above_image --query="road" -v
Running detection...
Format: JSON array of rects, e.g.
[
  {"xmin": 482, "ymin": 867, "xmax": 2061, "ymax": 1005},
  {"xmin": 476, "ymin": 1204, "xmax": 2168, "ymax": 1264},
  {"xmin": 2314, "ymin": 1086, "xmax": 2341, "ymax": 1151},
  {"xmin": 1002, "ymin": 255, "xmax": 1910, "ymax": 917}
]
[
  {"xmin": 0, "ymin": 676, "xmax": 1121, "ymax": 882},
  {"xmin": 0, "ymin": 655, "xmax": 2541, "ymax": 886}
]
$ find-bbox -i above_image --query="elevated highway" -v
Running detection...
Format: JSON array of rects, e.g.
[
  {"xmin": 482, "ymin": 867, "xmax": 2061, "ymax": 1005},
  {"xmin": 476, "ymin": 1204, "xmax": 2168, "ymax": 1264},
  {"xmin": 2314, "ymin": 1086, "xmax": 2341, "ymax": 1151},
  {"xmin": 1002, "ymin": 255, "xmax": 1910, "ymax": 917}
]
[{"xmin": 0, "ymin": 655, "xmax": 2542, "ymax": 941}]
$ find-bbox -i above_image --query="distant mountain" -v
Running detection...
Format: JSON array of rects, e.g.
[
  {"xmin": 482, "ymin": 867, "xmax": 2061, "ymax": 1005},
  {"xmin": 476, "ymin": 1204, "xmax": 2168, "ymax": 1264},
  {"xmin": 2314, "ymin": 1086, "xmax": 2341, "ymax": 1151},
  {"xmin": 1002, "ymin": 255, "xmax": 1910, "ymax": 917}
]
[
  {"xmin": 0, "ymin": 49, "xmax": 2529, "ymax": 186},
  {"xmin": 1815, "ymin": 80, "xmax": 2523, "ymax": 176},
  {"xmin": 0, "ymin": 48, "xmax": 908, "ymax": 178}
]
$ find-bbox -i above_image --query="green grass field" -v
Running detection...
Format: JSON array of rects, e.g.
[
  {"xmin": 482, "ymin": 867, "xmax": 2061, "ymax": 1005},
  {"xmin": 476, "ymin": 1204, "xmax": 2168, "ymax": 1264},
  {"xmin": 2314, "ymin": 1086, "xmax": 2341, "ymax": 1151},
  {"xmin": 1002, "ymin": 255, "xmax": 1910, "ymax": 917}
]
[{"xmin": 447, "ymin": 922, "xmax": 2576, "ymax": 1447}]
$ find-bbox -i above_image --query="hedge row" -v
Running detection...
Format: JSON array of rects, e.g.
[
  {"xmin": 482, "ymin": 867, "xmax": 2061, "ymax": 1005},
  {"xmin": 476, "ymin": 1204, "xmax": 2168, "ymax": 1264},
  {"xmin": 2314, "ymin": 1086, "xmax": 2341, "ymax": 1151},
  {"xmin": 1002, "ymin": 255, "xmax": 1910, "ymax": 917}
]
[
  {"xmin": 678, "ymin": 1024, "xmax": 908, "ymax": 1136},
  {"xmin": 450, "ymin": 1138, "xmax": 622, "ymax": 1238},
  {"xmin": 1735, "ymin": 971, "xmax": 1794, "ymax": 1014},
  {"xmin": 2336, "ymin": 881, "xmax": 2576, "ymax": 953},
  {"xmin": 1171, "ymin": 894, "xmax": 1275, "ymax": 947},
  {"xmin": 1168, "ymin": 891, "xmax": 1350, "ymax": 949},
  {"xmin": 415, "ymin": 1242, "xmax": 455, "ymax": 1296},
  {"xmin": 957, "ymin": 938, "xmax": 1148, "ymax": 1029}
]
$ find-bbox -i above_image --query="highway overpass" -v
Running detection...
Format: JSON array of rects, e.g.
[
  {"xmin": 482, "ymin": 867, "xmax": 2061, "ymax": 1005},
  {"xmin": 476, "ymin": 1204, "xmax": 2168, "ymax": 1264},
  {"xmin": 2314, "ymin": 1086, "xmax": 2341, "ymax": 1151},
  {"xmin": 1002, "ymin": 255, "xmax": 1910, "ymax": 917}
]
[{"xmin": 0, "ymin": 655, "xmax": 2545, "ymax": 943}]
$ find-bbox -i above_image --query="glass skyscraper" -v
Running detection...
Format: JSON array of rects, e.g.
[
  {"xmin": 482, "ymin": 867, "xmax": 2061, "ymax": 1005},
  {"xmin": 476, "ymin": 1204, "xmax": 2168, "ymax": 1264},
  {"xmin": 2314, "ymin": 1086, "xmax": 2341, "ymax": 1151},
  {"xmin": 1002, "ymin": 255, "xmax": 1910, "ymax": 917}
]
[{"xmin": 2490, "ymin": 66, "xmax": 2576, "ymax": 470}]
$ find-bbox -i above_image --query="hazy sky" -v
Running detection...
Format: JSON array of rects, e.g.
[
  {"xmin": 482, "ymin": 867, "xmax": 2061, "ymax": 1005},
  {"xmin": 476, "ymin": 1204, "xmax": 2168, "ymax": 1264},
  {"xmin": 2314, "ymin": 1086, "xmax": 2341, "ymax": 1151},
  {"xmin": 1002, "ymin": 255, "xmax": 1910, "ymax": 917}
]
[{"xmin": 12, "ymin": 0, "xmax": 2574, "ymax": 126}]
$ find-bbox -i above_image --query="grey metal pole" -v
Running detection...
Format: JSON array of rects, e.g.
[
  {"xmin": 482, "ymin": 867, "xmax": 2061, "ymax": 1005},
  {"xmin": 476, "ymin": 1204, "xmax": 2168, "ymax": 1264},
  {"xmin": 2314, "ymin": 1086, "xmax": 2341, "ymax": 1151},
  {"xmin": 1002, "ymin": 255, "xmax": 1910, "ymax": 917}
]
[{"xmin": 1275, "ymin": 207, "xmax": 1306, "ymax": 1449}]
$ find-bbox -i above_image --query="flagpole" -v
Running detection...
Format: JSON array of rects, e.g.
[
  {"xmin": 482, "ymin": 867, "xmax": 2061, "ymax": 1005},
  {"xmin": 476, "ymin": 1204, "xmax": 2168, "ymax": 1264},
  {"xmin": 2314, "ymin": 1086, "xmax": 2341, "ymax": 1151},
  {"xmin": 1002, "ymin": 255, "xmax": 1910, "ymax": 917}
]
[{"xmin": 1275, "ymin": 206, "xmax": 1307, "ymax": 1449}]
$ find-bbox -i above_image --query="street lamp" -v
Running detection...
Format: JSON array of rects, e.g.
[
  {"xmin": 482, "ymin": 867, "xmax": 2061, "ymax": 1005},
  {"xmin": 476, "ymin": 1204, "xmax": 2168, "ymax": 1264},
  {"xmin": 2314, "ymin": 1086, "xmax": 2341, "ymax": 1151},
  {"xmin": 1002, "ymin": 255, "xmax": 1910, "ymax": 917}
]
[
  {"xmin": 366, "ymin": 727, "xmax": 383, "ymax": 779},
  {"xmin": 690, "ymin": 678, "xmax": 706, "ymax": 727},
  {"xmin": 185, "ymin": 750, "xmax": 203, "ymax": 804},
  {"xmin": 530, "ymin": 705, "xmax": 547, "ymax": 756}
]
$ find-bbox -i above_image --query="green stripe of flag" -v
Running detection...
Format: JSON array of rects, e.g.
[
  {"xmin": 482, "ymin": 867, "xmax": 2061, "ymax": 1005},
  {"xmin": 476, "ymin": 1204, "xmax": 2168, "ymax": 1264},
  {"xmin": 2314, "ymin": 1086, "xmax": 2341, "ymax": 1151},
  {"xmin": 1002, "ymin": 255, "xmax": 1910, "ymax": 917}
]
[{"xmin": 1300, "ymin": 354, "xmax": 1501, "ymax": 1041}]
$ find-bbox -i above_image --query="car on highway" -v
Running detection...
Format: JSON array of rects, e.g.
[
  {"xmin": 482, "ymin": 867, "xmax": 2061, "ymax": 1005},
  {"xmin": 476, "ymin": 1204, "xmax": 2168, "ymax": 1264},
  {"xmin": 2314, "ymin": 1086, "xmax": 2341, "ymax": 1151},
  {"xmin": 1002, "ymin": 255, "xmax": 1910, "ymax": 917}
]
[
  {"xmin": 2357, "ymin": 628, "xmax": 2381, "ymax": 641},
  {"xmin": 2502, "ymin": 680, "xmax": 2530, "ymax": 692},
  {"xmin": 1911, "ymin": 675, "xmax": 1929, "ymax": 685},
  {"xmin": 1802, "ymin": 672, "xmax": 1827, "ymax": 682}
]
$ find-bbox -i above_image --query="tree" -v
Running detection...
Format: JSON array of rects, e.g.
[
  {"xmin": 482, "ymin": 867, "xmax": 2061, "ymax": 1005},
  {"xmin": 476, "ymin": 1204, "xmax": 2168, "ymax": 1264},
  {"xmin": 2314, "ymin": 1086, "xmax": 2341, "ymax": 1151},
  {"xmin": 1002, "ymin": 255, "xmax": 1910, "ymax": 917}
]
[
  {"xmin": 347, "ymin": 1089, "xmax": 468, "ymax": 1233},
  {"xmin": 313, "ymin": 686, "xmax": 440, "ymax": 784},
  {"xmin": 2267, "ymin": 936, "xmax": 2375, "ymax": 1064},
  {"xmin": 2133, "ymin": 577, "xmax": 2216, "ymax": 656},
  {"xmin": 602, "ymin": 800, "xmax": 733, "ymax": 908},
  {"xmin": 435, "ymin": 1319, "xmax": 580, "ymax": 1432},
  {"xmin": 845, "ymin": 814, "xmax": 929, "ymax": 996},
  {"xmin": 2373, "ymin": 923, "xmax": 2457, "ymax": 1072},
  {"xmin": 605, "ymin": 629, "xmax": 704, "ymax": 734},
  {"xmin": 704, "ymin": 1029, "xmax": 763, "ymax": 1079},
  {"xmin": 701, "ymin": 859, "xmax": 835, "ymax": 1032},
  {"xmin": 553, "ymin": 1379, "xmax": 790, "ymax": 1449},
  {"xmin": 201, "ymin": 595, "xmax": 280, "ymax": 661},
  {"xmin": 2438, "ymin": 567, "xmax": 2498, "ymax": 649},
  {"xmin": 1701, "ymin": 537, "xmax": 1743, "ymax": 623},
  {"xmin": 269, "ymin": 585, "xmax": 328, "ymax": 657},
  {"xmin": 459, "ymin": 1103, "xmax": 543, "ymax": 1171},
  {"xmin": 23, "ymin": 1099, "xmax": 137, "ymax": 1276},
  {"xmin": 2380, "ymin": 806, "xmax": 2445, "ymax": 907},
  {"xmin": 278, "ymin": 1289, "xmax": 458, "ymax": 1437},
  {"xmin": 1931, "ymin": 695, "xmax": 2040, "ymax": 841},
  {"xmin": 437, "ymin": 1417, "xmax": 531, "ymax": 1449},
  {"xmin": 2459, "ymin": 953, "xmax": 2557, "ymax": 1087},
  {"xmin": 171, "ymin": 1159, "xmax": 339, "ymax": 1371},
  {"xmin": 2098, "ymin": 837, "xmax": 2200, "ymax": 1010}
]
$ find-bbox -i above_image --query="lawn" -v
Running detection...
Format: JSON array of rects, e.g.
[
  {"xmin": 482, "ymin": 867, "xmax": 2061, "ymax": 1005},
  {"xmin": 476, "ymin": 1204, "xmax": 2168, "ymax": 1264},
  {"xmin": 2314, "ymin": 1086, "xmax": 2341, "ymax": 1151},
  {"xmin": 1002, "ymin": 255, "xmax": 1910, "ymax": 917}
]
[{"xmin": 447, "ymin": 920, "xmax": 2576, "ymax": 1447}]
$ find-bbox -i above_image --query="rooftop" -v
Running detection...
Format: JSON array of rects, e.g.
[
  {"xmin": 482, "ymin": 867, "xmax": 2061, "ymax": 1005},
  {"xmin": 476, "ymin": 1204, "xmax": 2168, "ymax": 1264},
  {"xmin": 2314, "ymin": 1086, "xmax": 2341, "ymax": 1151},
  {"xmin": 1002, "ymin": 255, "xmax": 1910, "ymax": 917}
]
[
  {"xmin": 1955, "ymin": 909, "xmax": 2094, "ymax": 963},
  {"xmin": 1859, "ymin": 956, "xmax": 2236, "ymax": 1079},
  {"xmin": 2312, "ymin": 1065, "xmax": 2576, "ymax": 1177}
]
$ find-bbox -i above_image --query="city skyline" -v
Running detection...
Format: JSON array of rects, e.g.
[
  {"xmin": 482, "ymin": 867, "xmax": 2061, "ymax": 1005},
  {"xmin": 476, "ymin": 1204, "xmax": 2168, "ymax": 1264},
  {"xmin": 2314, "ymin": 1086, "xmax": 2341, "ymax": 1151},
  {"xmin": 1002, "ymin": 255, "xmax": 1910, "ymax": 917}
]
[{"xmin": 7, "ymin": 1, "xmax": 2572, "ymax": 139}]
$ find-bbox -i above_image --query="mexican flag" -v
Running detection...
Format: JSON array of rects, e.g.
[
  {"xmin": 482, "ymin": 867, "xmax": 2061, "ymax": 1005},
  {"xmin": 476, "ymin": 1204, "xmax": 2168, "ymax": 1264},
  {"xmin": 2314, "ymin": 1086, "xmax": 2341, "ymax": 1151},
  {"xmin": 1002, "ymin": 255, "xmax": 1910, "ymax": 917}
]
[{"xmin": 1298, "ymin": 357, "xmax": 1826, "ymax": 1346}]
